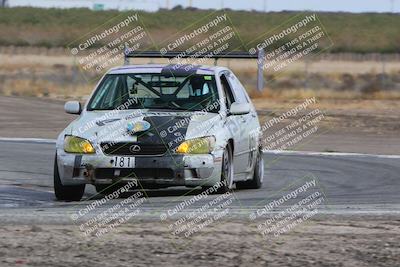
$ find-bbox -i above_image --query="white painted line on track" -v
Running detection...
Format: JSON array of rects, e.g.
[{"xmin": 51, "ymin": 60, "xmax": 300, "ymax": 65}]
[
  {"xmin": 264, "ymin": 149, "xmax": 400, "ymax": 159},
  {"xmin": 0, "ymin": 137, "xmax": 56, "ymax": 144}
]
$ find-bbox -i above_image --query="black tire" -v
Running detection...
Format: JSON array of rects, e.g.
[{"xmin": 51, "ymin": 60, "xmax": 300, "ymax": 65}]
[
  {"xmin": 236, "ymin": 149, "xmax": 263, "ymax": 190},
  {"xmin": 54, "ymin": 155, "xmax": 85, "ymax": 201},
  {"xmin": 217, "ymin": 143, "xmax": 234, "ymax": 194}
]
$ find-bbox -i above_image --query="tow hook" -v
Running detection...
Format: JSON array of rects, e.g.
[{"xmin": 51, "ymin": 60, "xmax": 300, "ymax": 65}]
[{"xmin": 83, "ymin": 164, "xmax": 95, "ymax": 183}]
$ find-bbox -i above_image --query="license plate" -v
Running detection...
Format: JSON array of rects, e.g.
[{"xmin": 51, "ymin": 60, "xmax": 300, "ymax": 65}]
[{"xmin": 112, "ymin": 156, "xmax": 135, "ymax": 168}]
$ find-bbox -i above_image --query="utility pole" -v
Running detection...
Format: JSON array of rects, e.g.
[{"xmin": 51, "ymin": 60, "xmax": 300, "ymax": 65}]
[
  {"xmin": 390, "ymin": 0, "xmax": 395, "ymax": 13},
  {"xmin": 188, "ymin": 0, "xmax": 192, "ymax": 8},
  {"xmin": 263, "ymin": 0, "xmax": 268, "ymax": 12},
  {"xmin": 166, "ymin": 0, "xmax": 169, "ymax": 9},
  {"xmin": 1, "ymin": 0, "xmax": 8, "ymax": 8},
  {"xmin": 257, "ymin": 49, "xmax": 265, "ymax": 92}
]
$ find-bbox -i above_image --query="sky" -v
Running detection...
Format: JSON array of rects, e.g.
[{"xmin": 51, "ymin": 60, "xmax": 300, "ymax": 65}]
[{"xmin": 7, "ymin": 0, "xmax": 400, "ymax": 13}]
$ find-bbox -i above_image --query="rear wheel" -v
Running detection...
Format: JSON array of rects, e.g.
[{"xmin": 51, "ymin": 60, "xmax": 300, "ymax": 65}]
[
  {"xmin": 54, "ymin": 155, "xmax": 85, "ymax": 201},
  {"xmin": 217, "ymin": 143, "xmax": 234, "ymax": 193},
  {"xmin": 236, "ymin": 149, "xmax": 264, "ymax": 189}
]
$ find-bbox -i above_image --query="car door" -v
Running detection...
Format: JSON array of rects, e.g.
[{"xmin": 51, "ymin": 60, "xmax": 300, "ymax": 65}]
[
  {"xmin": 220, "ymin": 72, "xmax": 249, "ymax": 176},
  {"xmin": 227, "ymin": 72, "xmax": 258, "ymax": 174}
]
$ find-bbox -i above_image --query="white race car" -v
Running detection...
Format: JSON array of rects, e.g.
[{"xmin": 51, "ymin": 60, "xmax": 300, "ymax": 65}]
[{"xmin": 54, "ymin": 64, "xmax": 263, "ymax": 201}]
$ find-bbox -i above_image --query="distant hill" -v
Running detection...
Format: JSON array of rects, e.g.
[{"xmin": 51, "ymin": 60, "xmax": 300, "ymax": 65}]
[{"xmin": 0, "ymin": 7, "xmax": 399, "ymax": 53}]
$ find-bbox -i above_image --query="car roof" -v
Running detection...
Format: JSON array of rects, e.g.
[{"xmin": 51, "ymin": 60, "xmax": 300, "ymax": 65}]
[{"xmin": 108, "ymin": 64, "xmax": 227, "ymax": 75}]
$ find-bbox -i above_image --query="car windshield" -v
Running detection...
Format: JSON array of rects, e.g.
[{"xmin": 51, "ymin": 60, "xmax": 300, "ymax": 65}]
[{"xmin": 87, "ymin": 73, "xmax": 220, "ymax": 112}]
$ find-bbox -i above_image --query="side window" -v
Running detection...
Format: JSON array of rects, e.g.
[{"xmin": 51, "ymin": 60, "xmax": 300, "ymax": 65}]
[
  {"xmin": 227, "ymin": 73, "xmax": 249, "ymax": 104},
  {"xmin": 220, "ymin": 74, "xmax": 235, "ymax": 109}
]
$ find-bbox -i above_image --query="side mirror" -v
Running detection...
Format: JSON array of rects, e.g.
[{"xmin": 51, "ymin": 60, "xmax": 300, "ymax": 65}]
[
  {"xmin": 64, "ymin": 101, "xmax": 81, "ymax": 115},
  {"xmin": 229, "ymin": 102, "xmax": 250, "ymax": 115}
]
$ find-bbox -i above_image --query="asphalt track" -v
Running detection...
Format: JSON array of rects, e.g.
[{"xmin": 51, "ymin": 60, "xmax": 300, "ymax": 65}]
[{"xmin": 0, "ymin": 139, "xmax": 399, "ymax": 224}]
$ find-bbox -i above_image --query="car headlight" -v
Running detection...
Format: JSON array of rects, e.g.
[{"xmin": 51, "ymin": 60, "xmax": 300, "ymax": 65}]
[
  {"xmin": 176, "ymin": 136, "xmax": 215, "ymax": 154},
  {"xmin": 64, "ymin": 135, "xmax": 95, "ymax": 154}
]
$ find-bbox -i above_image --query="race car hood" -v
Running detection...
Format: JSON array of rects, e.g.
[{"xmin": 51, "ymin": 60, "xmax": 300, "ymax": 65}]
[{"xmin": 66, "ymin": 109, "xmax": 222, "ymax": 150}]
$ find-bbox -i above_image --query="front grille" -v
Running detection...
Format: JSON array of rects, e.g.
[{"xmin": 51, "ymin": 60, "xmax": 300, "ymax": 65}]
[
  {"xmin": 95, "ymin": 168, "xmax": 175, "ymax": 179},
  {"xmin": 101, "ymin": 142, "xmax": 168, "ymax": 156}
]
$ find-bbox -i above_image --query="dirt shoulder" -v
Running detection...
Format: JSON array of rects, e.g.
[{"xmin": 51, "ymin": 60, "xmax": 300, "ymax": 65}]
[
  {"xmin": 0, "ymin": 96, "xmax": 76, "ymax": 139},
  {"xmin": 253, "ymin": 98, "xmax": 400, "ymax": 155},
  {"xmin": 1, "ymin": 216, "xmax": 399, "ymax": 267},
  {"xmin": 0, "ymin": 95, "xmax": 399, "ymax": 154}
]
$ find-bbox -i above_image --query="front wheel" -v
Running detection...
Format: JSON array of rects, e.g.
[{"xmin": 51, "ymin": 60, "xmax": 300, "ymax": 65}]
[
  {"xmin": 236, "ymin": 149, "xmax": 264, "ymax": 190},
  {"xmin": 217, "ymin": 143, "xmax": 234, "ymax": 193},
  {"xmin": 54, "ymin": 155, "xmax": 85, "ymax": 201}
]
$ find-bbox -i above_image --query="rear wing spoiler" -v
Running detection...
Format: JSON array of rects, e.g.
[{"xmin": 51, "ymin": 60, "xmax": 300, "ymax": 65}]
[{"xmin": 124, "ymin": 49, "xmax": 266, "ymax": 91}]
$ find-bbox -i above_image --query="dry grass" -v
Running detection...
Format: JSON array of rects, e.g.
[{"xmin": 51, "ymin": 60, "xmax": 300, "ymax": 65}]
[
  {"xmin": 249, "ymin": 88, "xmax": 400, "ymax": 100},
  {"xmin": 2, "ymin": 78, "xmax": 400, "ymax": 102},
  {"xmin": 0, "ymin": 79, "xmax": 93, "ymax": 100},
  {"xmin": 2, "ymin": 53, "xmax": 400, "ymax": 101}
]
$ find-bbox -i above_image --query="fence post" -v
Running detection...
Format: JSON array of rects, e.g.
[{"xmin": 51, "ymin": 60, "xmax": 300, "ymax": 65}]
[
  {"xmin": 124, "ymin": 44, "xmax": 129, "ymax": 65},
  {"xmin": 257, "ymin": 49, "xmax": 265, "ymax": 92}
]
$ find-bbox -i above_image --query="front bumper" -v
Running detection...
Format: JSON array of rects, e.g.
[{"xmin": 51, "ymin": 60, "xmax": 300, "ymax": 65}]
[{"xmin": 57, "ymin": 149, "xmax": 223, "ymax": 188}]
